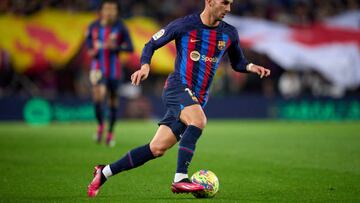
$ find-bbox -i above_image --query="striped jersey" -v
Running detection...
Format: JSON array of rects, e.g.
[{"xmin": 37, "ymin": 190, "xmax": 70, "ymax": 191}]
[
  {"xmin": 141, "ymin": 13, "xmax": 249, "ymax": 107},
  {"xmin": 86, "ymin": 20, "xmax": 133, "ymax": 80}
]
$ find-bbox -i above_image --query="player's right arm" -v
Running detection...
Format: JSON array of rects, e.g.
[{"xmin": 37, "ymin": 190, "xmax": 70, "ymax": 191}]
[
  {"xmin": 86, "ymin": 24, "xmax": 98, "ymax": 58},
  {"xmin": 131, "ymin": 19, "xmax": 182, "ymax": 86},
  {"xmin": 86, "ymin": 23, "xmax": 103, "ymax": 84}
]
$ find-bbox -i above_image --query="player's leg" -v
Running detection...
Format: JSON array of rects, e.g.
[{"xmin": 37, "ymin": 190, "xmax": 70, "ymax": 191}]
[
  {"xmin": 105, "ymin": 80, "xmax": 119, "ymax": 146},
  {"xmin": 171, "ymin": 104, "xmax": 206, "ymax": 193},
  {"xmin": 105, "ymin": 125, "xmax": 178, "ymax": 176},
  {"xmin": 175, "ymin": 104, "xmax": 206, "ymax": 180},
  {"xmin": 157, "ymin": 83, "xmax": 206, "ymax": 192},
  {"xmin": 87, "ymin": 125, "xmax": 178, "ymax": 197},
  {"xmin": 92, "ymin": 84, "xmax": 107, "ymax": 143}
]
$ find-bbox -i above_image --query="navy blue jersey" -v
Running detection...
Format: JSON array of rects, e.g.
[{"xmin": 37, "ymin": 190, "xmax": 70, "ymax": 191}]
[
  {"xmin": 141, "ymin": 13, "xmax": 249, "ymax": 106},
  {"xmin": 86, "ymin": 20, "xmax": 133, "ymax": 80}
]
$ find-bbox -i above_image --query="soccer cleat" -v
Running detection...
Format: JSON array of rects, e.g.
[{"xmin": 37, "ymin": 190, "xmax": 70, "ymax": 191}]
[
  {"xmin": 106, "ymin": 133, "xmax": 115, "ymax": 147},
  {"xmin": 87, "ymin": 165, "xmax": 106, "ymax": 198},
  {"xmin": 171, "ymin": 178, "xmax": 205, "ymax": 194},
  {"xmin": 94, "ymin": 124, "xmax": 104, "ymax": 143}
]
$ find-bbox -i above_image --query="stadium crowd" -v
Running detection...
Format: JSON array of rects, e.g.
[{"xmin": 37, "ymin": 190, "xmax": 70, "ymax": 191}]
[
  {"xmin": 1, "ymin": 0, "xmax": 358, "ymax": 23},
  {"xmin": 0, "ymin": 0, "xmax": 359, "ymax": 100},
  {"xmin": 1, "ymin": 0, "xmax": 359, "ymax": 23}
]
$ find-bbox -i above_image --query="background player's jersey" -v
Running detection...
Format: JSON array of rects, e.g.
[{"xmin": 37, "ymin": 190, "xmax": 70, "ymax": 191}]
[
  {"xmin": 141, "ymin": 13, "xmax": 249, "ymax": 106},
  {"xmin": 86, "ymin": 20, "xmax": 133, "ymax": 80}
]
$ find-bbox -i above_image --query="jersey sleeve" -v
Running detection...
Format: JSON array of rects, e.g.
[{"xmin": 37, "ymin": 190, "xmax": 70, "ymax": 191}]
[
  {"xmin": 86, "ymin": 25, "xmax": 94, "ymax": 49},
  {"xmin": 227, "ymin": 28, "xmax": 249, "ymax": 73},
  {"xmin": 116, "ymin": 23, "xmax": 134, "ymax": 52},
  {"xmin": 140, "ymin": 18, "xmax": 183, "ymax": 65}
]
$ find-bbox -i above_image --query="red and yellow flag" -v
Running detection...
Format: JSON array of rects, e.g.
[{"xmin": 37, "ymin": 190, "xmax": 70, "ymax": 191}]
[{"xmin": 0, "ymin": 10, "xmax": 176, "ymax": 74}]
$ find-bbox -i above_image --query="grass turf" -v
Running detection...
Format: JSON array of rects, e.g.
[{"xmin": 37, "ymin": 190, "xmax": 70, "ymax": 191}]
[{"xmin": 0, "ymin": 121, "xmax": 359, "ymax": 202}]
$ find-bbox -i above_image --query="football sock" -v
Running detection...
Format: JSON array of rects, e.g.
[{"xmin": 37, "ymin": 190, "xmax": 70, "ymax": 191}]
[
  {"xmin": 99, "ymin": 171, "xmax": 107, "ymax": 185},
  {"xmin": 176, "ymin": 125, "xmax": 202, "ymax": 174},
  {"xmin": 102, "ymin": 165, "xmax": 113, "ymax": 179},
  {"xmin": 109, "ymin": 144, "xmax": 155, "ymax": 175},
  {"xmin": 174, "ymin": 173, "xmax": 189, "ymax": 182},
  {"xmin": 108, "ymin": 106, "xmax": 117, "ymax": 133},
  {"xmin": 94, "ymin": 102, "xmax": 104, "ymax": 125},
  {"xmin": 97, "ymin": 124, "xmax": 104, "ymax": 135}
]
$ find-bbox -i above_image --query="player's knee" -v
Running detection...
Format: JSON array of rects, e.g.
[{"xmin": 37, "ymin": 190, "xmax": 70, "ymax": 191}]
[
  {"xmin": 108, "ymin": 99, "xmax": 118, "ymax": 108},
  {"xmin": 149, "ymin": 143, "xmax": 168, "ymax": 157},
  {"xmin": 189, "ymin": 116, "xmax": 207, "ymax": 129},
  {"xmin": 93, "ymin": 94, "xmax": 105, "ymax": 103},
  {"xmin": 94, "ymin": 98, "xmax": 102, "ymax": 103}
]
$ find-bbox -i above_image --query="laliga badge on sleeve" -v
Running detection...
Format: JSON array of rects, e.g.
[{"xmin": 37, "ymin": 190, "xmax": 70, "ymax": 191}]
[
  {"xmin": 90, "ymin": 70, "xmax": 102, "ymax": 85},
  {"xmin": 152, "ymin": 29, "xmax": 165, "ymax": 41}
]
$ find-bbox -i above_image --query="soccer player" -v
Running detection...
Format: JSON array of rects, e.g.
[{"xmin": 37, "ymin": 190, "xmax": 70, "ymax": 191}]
[
  {"xmin": 86, "ymin": 0, "xmax": 134, "ymax": 146},
  {"xmin": 88, "ymin": 0, "xmax": 270, "ymax": 197}
]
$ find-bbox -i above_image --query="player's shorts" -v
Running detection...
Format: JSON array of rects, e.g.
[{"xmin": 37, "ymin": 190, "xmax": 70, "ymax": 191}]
[
  {"xmin": 158, "ymin": 82, "xmax": 200, "ymax": 141},
  {"xmin": 90, "ymin": 70, "xmax": 120, "ymax": 97},
  {"xmin": 103, "ymin": 79, "xmax": 120, "ymax": 97}
]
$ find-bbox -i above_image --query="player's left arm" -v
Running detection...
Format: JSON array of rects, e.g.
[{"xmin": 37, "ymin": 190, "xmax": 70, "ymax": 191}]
[
  {"xmin": 117, "ymin": 25, "xmax": 134, "ymax": 52},
  {"xmin": 228, "ymin": 30, "xmax": 270, "ymax": 78}
]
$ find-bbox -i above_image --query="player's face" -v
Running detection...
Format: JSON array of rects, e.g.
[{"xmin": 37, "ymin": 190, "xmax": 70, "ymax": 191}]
[
  {"xmin": 210, "ymin": 0, "xmax": 232, "ymax": 21},
  {"xmin": 100, "ymin": 3, "xmax": 118, "ymax": 23}
]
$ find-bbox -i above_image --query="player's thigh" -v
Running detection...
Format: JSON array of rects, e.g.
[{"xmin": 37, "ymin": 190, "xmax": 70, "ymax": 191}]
[
  {"xmin": 92, "ymin": 84, "xmax": 106, "ymax": 101},
  {"xmin": 179, "ymin": 104, "xmax": 207, "ymax": 129},
  {"xmin": 149, "ymin": 125, "xmax": 178, "ymax": 157},
  {"xmin": 107, "ymin": 80, "xmax": 120, "ymax": 106}
]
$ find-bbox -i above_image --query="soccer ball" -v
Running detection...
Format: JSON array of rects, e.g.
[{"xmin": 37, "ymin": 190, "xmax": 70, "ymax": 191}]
[{"xmin": 191, "ymin": 170, "xmax": 219, "ymax": 198}]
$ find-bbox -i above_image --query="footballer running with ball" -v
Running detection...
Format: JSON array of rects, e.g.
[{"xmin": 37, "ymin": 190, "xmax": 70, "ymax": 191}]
[{"xmin": 88, "ymin": 0, "xmax": 270, "ymax": 197}]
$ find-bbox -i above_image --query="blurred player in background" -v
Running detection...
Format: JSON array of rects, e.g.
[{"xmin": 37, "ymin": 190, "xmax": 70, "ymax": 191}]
[
  {"xmin": 88, "ymin": 0, "xmax": 270, "ymax": 197},
  {"xmin": 86, "ymin": 0, "xmax": 133, "ymax": 146}
]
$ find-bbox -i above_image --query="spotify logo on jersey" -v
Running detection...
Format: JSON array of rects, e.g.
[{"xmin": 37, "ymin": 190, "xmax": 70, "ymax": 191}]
[
  {"xmin": 189, "ymin": 51, "xmax": 219, "ymax": 63},
  {"xmin": 190, "ymin": 51, "xmax": 200, "ymax": 62}
]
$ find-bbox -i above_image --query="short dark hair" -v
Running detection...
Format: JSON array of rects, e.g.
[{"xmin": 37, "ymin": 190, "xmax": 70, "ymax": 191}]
[{"xmin": 100, "ymin": 0, "xmax": 119, "ymax": 10}]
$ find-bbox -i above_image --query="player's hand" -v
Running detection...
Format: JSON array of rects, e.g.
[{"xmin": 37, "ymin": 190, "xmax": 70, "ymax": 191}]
[
  {"xmin": 89, "ymin": 70, "xmax": 102, "ymax": 85},
  {"xmin": 131, "ymin": 64, "xmax": 150, "ymax": 86},
  {"xmin": 247, "ymin": 63, "xmax": 271, "ymax": 78}
]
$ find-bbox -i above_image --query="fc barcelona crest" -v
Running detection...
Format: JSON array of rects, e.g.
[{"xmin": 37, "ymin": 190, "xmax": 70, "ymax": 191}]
[{"xmin": 218, "ymin": 41, "xmax": 226, "ymax": 50}]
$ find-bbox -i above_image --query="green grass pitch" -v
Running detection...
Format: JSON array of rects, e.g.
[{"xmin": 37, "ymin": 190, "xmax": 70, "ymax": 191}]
[{"xmin": 0, "ymin": 121, "xmax": 359, "ymax": 202}]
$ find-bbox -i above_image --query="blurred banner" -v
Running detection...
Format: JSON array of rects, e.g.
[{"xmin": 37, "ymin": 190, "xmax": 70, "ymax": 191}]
[
  {"xmin": 0, "ymin": 10, "xmax": 176, "ymax": 74},
  {"xmin": 0, "ymin": 10, "xmax": 94, "ymax": 73},
  {"xmin": 1, "ymin": 96, "xmax": 359, "ymax": 122},
  {"xmin": 225, "ymin": 11, "xmax": 360, "ymax": 89}
]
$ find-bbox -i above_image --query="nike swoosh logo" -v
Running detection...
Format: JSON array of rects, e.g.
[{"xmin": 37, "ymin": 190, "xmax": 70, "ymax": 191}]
[
  {"xmin": 190, "ymin": 39, "xmax": 200, "ymax": 43},
  {"xmin": 181, "ymin": 185, "xmax": 192, "ymax": 190}
]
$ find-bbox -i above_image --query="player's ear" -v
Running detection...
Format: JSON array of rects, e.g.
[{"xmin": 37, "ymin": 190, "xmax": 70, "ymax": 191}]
[{"xmin": 206, "ymin": 0, "xmax": 213, "ymax": 7}]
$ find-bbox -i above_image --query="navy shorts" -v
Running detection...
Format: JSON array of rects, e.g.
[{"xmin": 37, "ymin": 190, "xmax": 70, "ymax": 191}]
[
  {"xmin": 158, "ymin": 83, "xmax": 200, "ymax": 140},
  {"xmin": 97, "ymin": 77, "xmax": 120, "ymax": 98}
]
